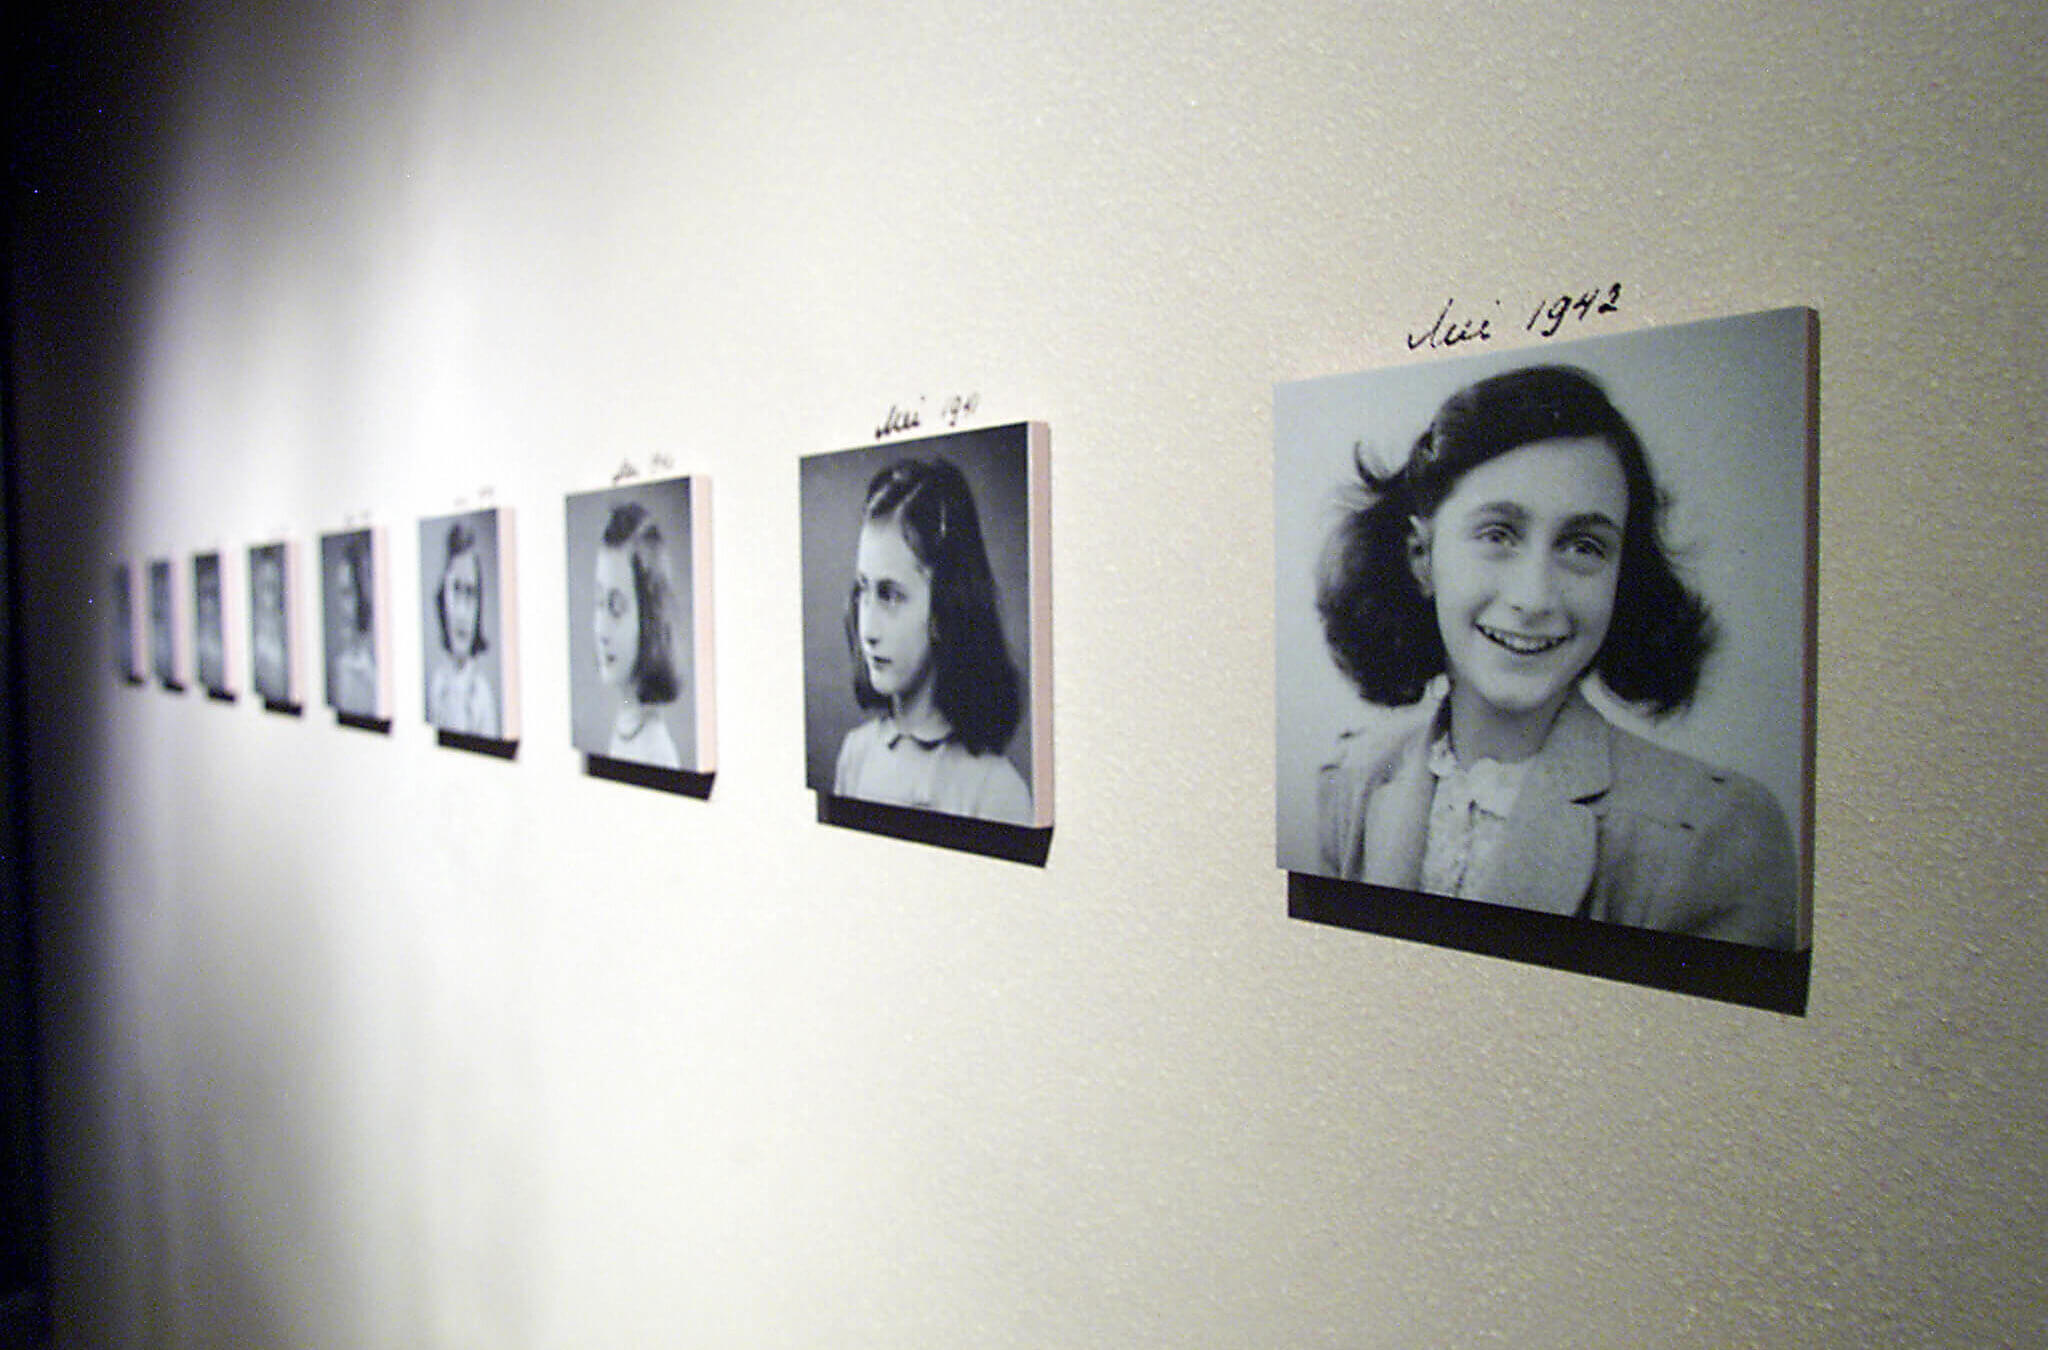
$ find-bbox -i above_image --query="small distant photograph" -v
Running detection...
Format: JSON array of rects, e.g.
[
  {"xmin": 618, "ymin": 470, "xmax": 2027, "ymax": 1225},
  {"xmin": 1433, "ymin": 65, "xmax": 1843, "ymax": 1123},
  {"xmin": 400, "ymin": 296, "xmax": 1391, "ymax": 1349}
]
[
  {"xmin": 193, "ymin": 551, "xmax": 231, "ymax": 696},
  {"xmin": 148, "ymin": 558, "xmax": 179, "ymax": 688},
  {"xmin": 321, "ymin": 527, "xmax": 388, "ymax": 719},
  {"xmin": 799, "ymin": 422, "xmax": 1052, "ymax": 827},
  {"xmin": 112, "ymin": 563, "xmax": 139, "ymax": 681},
  {"xmin": 563, "ymin": 478, "xmax": 714, "ymax": 772},
  {"xmin": 248, "ymin": 541, "xmax": 295, "ymax": 707},
  {"xmin": 1275, "ymin": 307, "xmax": 1815, "ymax": 952},
  {"xmin": 419, "ymin": 507, "xmax": 517, "ymax": 740}
]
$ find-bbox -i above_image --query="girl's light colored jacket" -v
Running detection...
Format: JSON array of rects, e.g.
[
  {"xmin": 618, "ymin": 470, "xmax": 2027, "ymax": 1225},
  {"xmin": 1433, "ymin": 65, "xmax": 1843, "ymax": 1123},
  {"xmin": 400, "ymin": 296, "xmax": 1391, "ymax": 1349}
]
[{"xmin": 1317, "ymin": 689, "xmax": 1799, "ymax": 950}]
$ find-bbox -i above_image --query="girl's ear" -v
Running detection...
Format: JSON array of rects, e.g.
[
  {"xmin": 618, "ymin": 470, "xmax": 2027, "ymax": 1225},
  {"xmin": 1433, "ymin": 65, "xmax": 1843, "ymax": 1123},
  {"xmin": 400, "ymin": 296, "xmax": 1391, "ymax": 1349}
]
[{"xmin": 1405, "ymin": 516, "xmax": 1434, "ymax": 594}]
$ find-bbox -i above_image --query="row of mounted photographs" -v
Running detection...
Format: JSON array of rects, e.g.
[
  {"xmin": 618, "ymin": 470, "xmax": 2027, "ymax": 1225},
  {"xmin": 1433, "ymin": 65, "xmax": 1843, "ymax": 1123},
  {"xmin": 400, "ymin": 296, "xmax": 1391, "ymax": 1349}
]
[
  {"xmin": 111, "ymin": 307, "xmax": 1817, "ymax": 961},
  {"xmin": 112, "ymin": 423, "xmax": 1055, "ymax": 829}
]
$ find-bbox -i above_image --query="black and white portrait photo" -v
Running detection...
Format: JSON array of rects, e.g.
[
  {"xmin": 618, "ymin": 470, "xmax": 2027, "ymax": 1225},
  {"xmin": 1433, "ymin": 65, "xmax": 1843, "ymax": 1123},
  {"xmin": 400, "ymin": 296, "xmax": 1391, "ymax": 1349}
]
[
  {"xmin": 1276, "ymin": 308, "xmax": 1814, "ymax": 952},
  {"xmin": 248, "ymin": 541, "xmax": 295, "ymax": 707},
  {"xmin": 321, "ymin": 527, "xmax": 387, "ymax": 720},
  {"xmin": 148, "ymin": 558, "xmax": 179, "ymax": 688},
  {"xmin": 192, "ymin": 551, "xmax": 230, "ymax": 696},
  {"xmin": 112, "ymin": 563, "xmax": 139, "ymax": 682},
  {"xmin": 419, "ymin": 508, "xmax": 517, "ymax": 741},
  {"xmin": 563, "ymin": 477, "xmax": 713, "ymax": 773},
  {"xmin": 799, "ymin": 422, "xmax": 1052, "ymax": 828}
]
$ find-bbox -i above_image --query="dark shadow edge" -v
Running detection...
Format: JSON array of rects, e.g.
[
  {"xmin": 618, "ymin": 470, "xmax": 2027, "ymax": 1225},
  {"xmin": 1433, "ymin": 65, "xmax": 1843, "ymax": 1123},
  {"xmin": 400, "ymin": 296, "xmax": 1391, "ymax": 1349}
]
[
  {"xmin": 259, "ymin": 697, "xmax": 303, "ymax": 717},
  {"xmin": 436, "ymin": 729, "xmax": 519, "ymax": 760},
  {"xmin": 817, "ymin": 792, "xmax": 1052, "ymax": 866},
  {"xmin": 585, "ymin": 754, "xmax": 713, "ymax": 799},
  {"xmin": 1798, "ymin": 307, "xmax": 1822, "ymax": 952},
  {"xmin": 203, "ymin": 688, "xmax": 236, "ymax": 705},
  {"xmin": 1287, "ymin": 872, "xmax": 1810, "ymax": 1015},
  {"xmin": 336, "ymin": 712, "xmax": 392, "ymax": 735}
]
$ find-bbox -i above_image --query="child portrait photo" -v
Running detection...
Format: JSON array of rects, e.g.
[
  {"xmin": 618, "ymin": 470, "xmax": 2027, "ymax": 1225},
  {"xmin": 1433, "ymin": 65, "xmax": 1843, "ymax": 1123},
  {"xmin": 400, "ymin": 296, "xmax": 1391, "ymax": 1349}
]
[
  {"xmin": 247, "ymin": 541, "xmax": 296, "ymax": 708},
  {"xmin": 192, "ymin": 551, "xmax": 231, "ymax": 696},
  {"xmin": 799, "ymin": 422, "xmax": 1051, "ymax": 828},
  {"xmin": 1276, "ymin": 309, "xmax": 1815, "ymax": 952},
  {"xmin": 419, "ymin": 507, "xmax": 518, "ymax": 741},
  {"xmin": 112, "ymin": 563, "xmax": 139, "ymax": 683},
  {"xmin": 148, "ymin": 558, "xmax": 180, "ymax": 689},
  {"xmin": 563, "ymin": 477, "xmax": 714, "ymax": 773},
  {"xmin": 321, "ymin": 527, "xmax": 389, "ymax": 720}
]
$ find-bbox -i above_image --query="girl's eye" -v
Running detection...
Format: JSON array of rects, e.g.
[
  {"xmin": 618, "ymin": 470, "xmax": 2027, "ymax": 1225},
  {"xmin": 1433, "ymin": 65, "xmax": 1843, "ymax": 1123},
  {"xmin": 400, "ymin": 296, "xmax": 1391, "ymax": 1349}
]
[
  {"xmin": 1473, "ymin": 522, "xmax": 1517, "ymax": 549},
  {"xmin": 1574, "ymin": 533, "xmax": 1611, "ymax": 559},
  {"xmin": 1558, "ymin": 534, "xmax": 1614, "ymax": 572}
]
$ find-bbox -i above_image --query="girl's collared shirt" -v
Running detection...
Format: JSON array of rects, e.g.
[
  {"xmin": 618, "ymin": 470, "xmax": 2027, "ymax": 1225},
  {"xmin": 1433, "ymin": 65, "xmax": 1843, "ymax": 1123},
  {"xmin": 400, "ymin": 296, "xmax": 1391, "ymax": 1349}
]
[
  {"xmin": 833, "ymin": 715, "xmax": 1033, "ymax": 825},
  {"xmin": 1421, "ymin": 734, "xmax": 1531, "ymax": 900}
]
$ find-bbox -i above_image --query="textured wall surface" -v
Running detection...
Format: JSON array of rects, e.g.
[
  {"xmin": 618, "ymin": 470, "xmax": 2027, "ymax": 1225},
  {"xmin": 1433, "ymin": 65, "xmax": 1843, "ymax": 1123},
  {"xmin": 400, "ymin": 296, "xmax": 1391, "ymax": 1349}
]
[{"xmin": 9, "ymin": 0, "xmax": 2046, "ymax": 1345}]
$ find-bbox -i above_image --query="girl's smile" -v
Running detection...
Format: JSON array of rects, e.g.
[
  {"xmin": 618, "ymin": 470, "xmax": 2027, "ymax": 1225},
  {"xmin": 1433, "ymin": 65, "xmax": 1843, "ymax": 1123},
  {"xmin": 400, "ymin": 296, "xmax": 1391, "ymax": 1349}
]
[
  {"xmin": 1412, "ymin": 435, "xmax": 1627, "ymax": 763},
  {"xmin": 1476, "ymin": 623, "xmax": 1571, "ymax": 656}
]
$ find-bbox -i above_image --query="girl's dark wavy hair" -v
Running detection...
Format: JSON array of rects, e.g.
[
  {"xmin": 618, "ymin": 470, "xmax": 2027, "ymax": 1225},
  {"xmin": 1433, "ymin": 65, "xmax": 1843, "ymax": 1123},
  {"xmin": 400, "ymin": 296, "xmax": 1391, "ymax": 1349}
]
[
  {"xmin": 435, "ymin": 520, "xmax": 489, "ymax": 658},
  {"xmin": 338, "ymin": 534, "xmax": 373, "ymax": 636},
  {"xmin": 601, "ymin": 501, "xmax": 681, "ymax": 706},
  {"xmin": 845, "ymin": 457, "xmax": 1022, "ymax": 755},
  {"xmin": 1317, "ymin": 364, "xmax": 1714, "ymax": 716}
]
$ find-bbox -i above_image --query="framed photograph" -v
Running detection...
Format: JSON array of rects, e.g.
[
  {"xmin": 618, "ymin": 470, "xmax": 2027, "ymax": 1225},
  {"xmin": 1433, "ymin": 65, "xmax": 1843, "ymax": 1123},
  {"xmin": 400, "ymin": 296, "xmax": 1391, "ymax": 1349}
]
[
  {"xmin": 248, "ymin": 540, "xmax": 302, "ymax": 708},
  {"xmin": 147, "ymin": 558, "xmax": 181, "ymax": 689},
  {"xmin": 563, "ymin": 477, "xmax": 714, "ymax": 773},
  {"xmin": 320, "ymin": 527, "xmax": 392, "ymax": 720},
  {"xmin": 192, "ymin": 551, "xmax": 234, "ymax": 697},
  {"xmin": 419, "ymin": 507, "xmax": 518, "ymax": 741},
  {"xmin": 1276, "ymin": 308, "xmax": 1814, "ymax": 953},
  {"xmin": 112, "ymin": 563, "xmax": 141, "ymax": 683},
  {"xmin": 799, "ymin": 422, "xmax": 1052, "ymax": 828}
]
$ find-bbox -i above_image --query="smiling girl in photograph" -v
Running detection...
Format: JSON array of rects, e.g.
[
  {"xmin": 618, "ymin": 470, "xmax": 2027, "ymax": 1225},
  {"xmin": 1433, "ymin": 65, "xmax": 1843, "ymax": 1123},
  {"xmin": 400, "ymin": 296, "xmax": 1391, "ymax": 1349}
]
[
  {"xmin": 1315, "ymin": 364, "xmax": 1797, "ymax": 948},
  {"xmin": 834, "ymin": 457, "xmax": 1033, "ymax": 825},
  {"xmin": 590, "ymin": 501, "xmax": 683, "ymax": 769}
]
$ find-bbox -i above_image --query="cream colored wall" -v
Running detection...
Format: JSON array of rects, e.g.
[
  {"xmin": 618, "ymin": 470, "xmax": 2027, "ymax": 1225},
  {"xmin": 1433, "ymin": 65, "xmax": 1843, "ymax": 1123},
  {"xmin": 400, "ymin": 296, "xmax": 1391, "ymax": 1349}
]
[{"xmin": 13, "ymin": 0, "xmax": 2047, "ymax": 1346}]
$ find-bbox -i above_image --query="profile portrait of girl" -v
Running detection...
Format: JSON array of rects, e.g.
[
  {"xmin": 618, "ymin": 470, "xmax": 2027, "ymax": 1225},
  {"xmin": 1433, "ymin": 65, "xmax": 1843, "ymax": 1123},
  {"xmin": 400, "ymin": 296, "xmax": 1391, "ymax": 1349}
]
[
  {"xmin": 424, "ymin": 517, "xmax": 500, "ymax": 738},
  {"xmin": 590, "ymin": 500, "xmax": 684, "ymax": 769},
  {"xmin": 565, "ymin": 478, "xmax": 704, "ymax": 773},
  {"xmin": 830, "ymin": 456, "xmax": 1033, "ymax": 825},
  {"xmin": 1306, "ymin": 361, "xmax": 1800, "ymax": 949}
]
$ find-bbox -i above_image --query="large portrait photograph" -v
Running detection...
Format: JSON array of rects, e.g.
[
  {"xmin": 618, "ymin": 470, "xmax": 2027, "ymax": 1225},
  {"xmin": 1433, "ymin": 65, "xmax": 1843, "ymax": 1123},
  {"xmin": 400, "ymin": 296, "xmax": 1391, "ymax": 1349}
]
[
  {"xmin": 799, "ymin": 422, "xmax": 1052, "ymax": 828},
  {"xmin": 320, "ymin": 527, "xmax": 390, "ymax": 721},
  {"xmin": 1276, "ymin": 309, "xmax": 1815, "ymax": 954},
  {"xmin": 563, "ymin": 477, "xmax": 714, "ymax": 774},
  {"xmin": 419, "ymin": 507, "xmax": 518, "ymax": 742},
  {"xmin": 248, "ymin": 540, "xmax": 299, "ymax": 709},
  {"xmin": 192, "ymin": 551, "xmax": 233, "ymax": 697}
]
